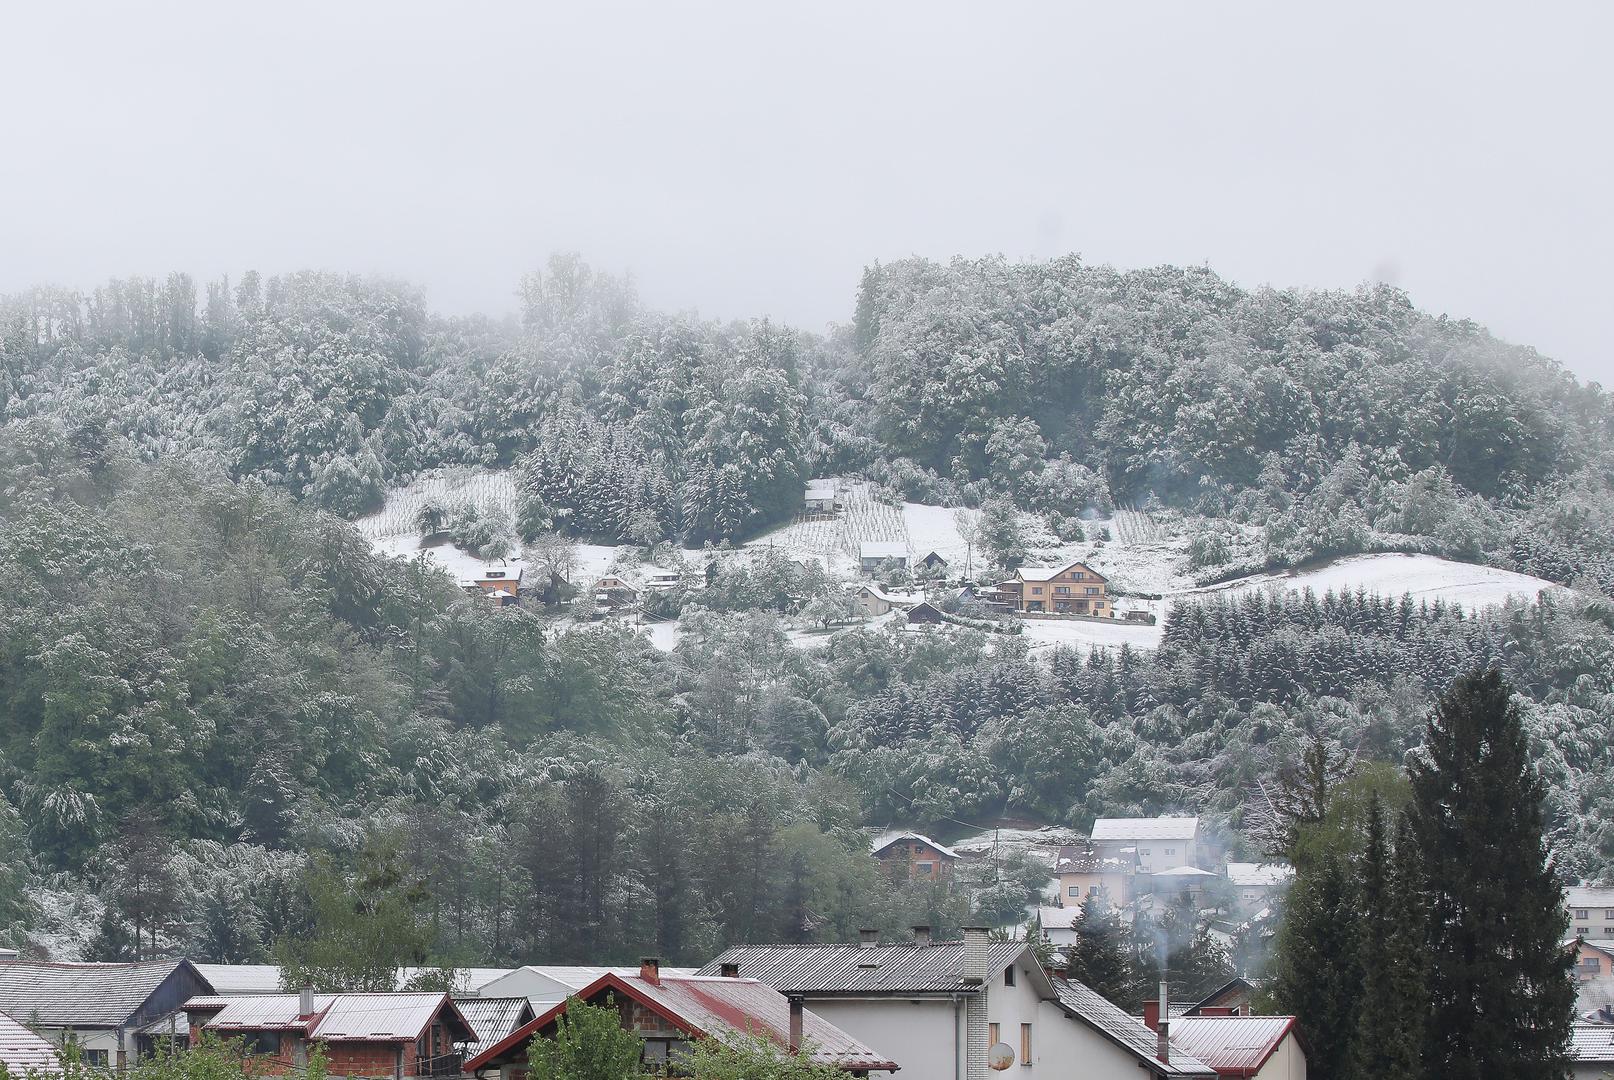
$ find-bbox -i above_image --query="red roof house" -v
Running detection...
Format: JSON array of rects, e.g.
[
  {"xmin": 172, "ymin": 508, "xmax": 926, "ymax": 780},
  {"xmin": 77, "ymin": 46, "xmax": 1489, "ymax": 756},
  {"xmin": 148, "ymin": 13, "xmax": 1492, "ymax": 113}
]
[
  {"xmin": 1165, "ymin": 1016, "xmax": 1307, "ymax": 1080},
  {"xmin": 463, "ymin": 960, "xmax": 897, "ymax": 1076},
  {"xmin": 184, "ymin": 991, "xmax": 475, "ymax": 1078}
]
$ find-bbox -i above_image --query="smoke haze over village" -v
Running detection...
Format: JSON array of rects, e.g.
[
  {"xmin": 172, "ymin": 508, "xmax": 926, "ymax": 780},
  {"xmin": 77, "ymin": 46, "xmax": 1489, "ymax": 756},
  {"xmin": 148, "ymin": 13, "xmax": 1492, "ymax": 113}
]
[{"xmin": 1, "ymin": 1, "xmax": 1611, "ymax": 383}]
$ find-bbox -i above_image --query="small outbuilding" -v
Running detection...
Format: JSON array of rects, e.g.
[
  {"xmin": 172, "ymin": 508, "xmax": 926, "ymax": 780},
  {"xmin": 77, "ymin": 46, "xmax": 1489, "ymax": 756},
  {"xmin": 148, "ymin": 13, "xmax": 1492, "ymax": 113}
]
[
  {"xmin": 906, "ymin": 602, "xmax": 946, "ymax": 626},
  {"xmin": 858, "ymin": 542, "xmax": 909, "ymax": 572}
]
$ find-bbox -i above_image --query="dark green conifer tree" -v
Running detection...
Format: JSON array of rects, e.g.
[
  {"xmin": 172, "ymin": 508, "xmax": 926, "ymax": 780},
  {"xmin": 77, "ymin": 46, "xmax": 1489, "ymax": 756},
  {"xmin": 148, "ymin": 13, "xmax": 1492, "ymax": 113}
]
[
  {"xmin": 1351, "ymin": 798, "xmax": 1426, "ymax": 1080},
  {"xmin": 1266, "ymin": 850, "xmax": 1361, "ymax": 1080},
  {"xmin": 1065, "ymin": 890, "xmax": 1144, "ymax": 1010},
  {"xmin": 1410, "ymin": 668, "xmax": 1574, "ymax": 1079}
]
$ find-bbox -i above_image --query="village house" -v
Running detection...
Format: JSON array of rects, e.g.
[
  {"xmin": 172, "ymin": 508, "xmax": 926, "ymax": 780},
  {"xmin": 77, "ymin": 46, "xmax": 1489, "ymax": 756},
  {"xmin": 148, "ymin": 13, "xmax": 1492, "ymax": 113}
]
[
  {"xmin": 849, "ymin": 583, "xmax": 906, "ymax": 618},
  {"xmin": 1567, "ymin": 885, "xmax": 1614, "ymax": 939},
  {"xmin": 1091, "ymin": 816, "xmax": 1202, "ymax": 874},
  {"xmin": 1056, "ymin": 843, "xmax": 1138, "ymax": 906},
  {"xmin": 470, "ymin": 561, "xmax": 524, "ymax": 605},
  {"xmin": 465, "ymin": 960, "xmax": 896, "ymax": 1077},
  {"xmin": 905, "ymin": 601, "xmax": 947, "ymax": 626},
  {"xmin": 593, "ymin": 576, "xmax": 640, "ymax": 612},
  {"xmin": 1225, "ymin": 863, "xmax": 1294, "ymax": 916},
  {"xmin": 858, "ymin": 541, "xmax": 909, "ymax": 572},
  {"xmin": 0, "ymin": 1012, "xmax": 62, "ymax": 1074},
  {"xmin": 450, "ymin": 998, "xmax": 535, "ymax": 1060},
  {"xmin": 1162, "ymin": 1015, "xmax": 1308, "ymax": 1080},
  {"xmin": 0, "ymin": 959, "xmax": 215, "ymax": 1068},
  {"xmin": 184, "ymin": 990, "xmax": 475, "ymax": 1078},
  {"xmin": 869, "ymin": 830, "xmax": 959, "ymax": 881},
  {"xmin": 1007, "ymin": 559, "xmax": 1111, "ymax": 616},
  {"xmin": 704, "ymin": 928, "xmax": 1216, "ymax": 1080},
  {"xmin": 804, "ymin": 479, "xmax": 839, "ymax": 514},
  {"xmin": 916, "ymin": 550, "xmax": 948, "ymax": 572},
  {"xmin": 1033, "ymin": 906, "xmax": 1083, "ymax": 952},
  {"xmin": 1568, "ymin": 939, "xmax": 1614, "ymax": 1019},
  {"xmin": 1185, "ymin": 979, "xmax": 1256, "ymax": 1018},
  {"xmin": 475, "ymin": 966, "xmax": 697, "ymax": 1011}
]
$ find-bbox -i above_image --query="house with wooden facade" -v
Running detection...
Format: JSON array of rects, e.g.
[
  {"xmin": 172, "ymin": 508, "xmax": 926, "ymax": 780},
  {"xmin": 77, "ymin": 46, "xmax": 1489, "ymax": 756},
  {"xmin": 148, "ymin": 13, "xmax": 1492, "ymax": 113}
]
[
  {"xmin": 0, "ymin": 959, "xmax": 215, "ymax": 1068},
  {"xmin": 464, "ymin": 960, "xmax": 897, "ymax": 1077},
  {"xmin": 869, "ymin": 830, "xmax": 959, "ymax": 881},
  {"xmin": 183, "ymin": 990, "xmax": 475, "ymax": 1079},
  {"xmin": 1008, "ymin": 560, "xmax": 1111, "ymax": 615}
]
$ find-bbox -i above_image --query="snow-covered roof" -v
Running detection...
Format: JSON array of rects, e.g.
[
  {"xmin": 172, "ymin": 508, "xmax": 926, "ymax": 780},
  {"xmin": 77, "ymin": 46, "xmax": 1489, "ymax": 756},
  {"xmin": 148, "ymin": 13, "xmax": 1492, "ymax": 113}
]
[
  {"xmin": 1034, "ymin": 906, "xmax": 1082, "ymax": 930},
  {"xmin": 1568, "ymin": 886, "xmax": 1614, "ymax": 908},
  {"xmin": 1572, "ymin": 1023, "xmax": 1614, "ymax": 1064},
  {"xmin": 804, "ymin": 479, "xmax": 838, "ymax": 500},
  {"xmin": 859, "ymin": 541, "xmax": 909, "ymax": 560},
  {"xmin": 868, "ymin": 830, "xmax": 959, "ymax": 859},
  {"xmin": 1018, "ymin": 560, "xmax": 1107, "ymax": 583},
  {"xmin": 1225, "ymin": 862, "xmax": 1293, "ymax": 888},
  {"xmin": 1092, "ymin": 816, "xmax": 1200, "ymax": 841},
  {"xmin": 1152, "ymin": 865, "xmax": 1217, "ymax": 879}
]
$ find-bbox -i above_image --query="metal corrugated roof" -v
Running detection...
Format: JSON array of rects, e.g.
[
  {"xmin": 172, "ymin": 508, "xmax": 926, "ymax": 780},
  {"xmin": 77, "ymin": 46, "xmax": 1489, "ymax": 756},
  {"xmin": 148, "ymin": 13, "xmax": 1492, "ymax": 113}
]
[
  {"xmin": 191, "ymin": 994, "xmax": 333, "ymax": 1031},
  {"xmin": 192, "ymin": 965, "xmax": 284, "ymax": 995},
  {"xmin": 0, "ymin": 961, "xmax": 197, "ymax": 1028},
  {"xmin": 1167, "ymin": 1016, "xmax": 1296, "ymax": 1076},
  {"xmin": 453, "ymin": 997, "xmax": 533, "ymax": 1052},
  {"xmin": 1572, "ymin": 1022, "xmax": 1614, "ymax": 1063},
  {"xmin": 0, "ymin": 1012, "xmax": 61, "ymax": 1073},
  {"xmin": 1051, "ymin": 980, "xmax": 1216, "ymax": 1078},
  {"xmin": 314, "ymin": 994, "xmax": 469, "ymax": 1042},
  {"xmin": 1092, "ymin": 817, "xmax": 1200, "ymax": 841},
  {"xmin": 700, "ymin": 940, "xmax": 1028, "ymax": 995},
  {"xmin": 633, "ymin": 976, "xmax": 897, "ymax": 1070}
]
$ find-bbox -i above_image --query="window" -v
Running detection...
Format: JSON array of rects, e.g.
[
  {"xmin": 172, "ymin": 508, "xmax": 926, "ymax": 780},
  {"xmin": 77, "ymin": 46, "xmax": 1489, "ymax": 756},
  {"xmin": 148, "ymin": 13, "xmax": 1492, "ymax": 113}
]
[
  {"xmin": 1585, "ymin": 957, "xmax": 1602, "ymax": 972},
  {"xmin": 1577, "ymin": 909, "xmax": 1590, "ymax": 920},
  {"xmin": 1004, "ymin": 965, "xmax": 1016, "ymax": 986},
  {"xmin": 916, "ymin": 861, "xmax": 935, "ymax": 877},
  {"xmin": 1031, "ymin": 586, "xmax": 1042, "ymax": 595},
  {"xmin": 1140, "ymin": 848, "xmax": 1151, "ymax": 855},
  {"xmin": 1088, "ymin": 885, "xmax": 1099, "ymax": 895},
  {"xmin": 80, "ymin": 1051, "xmax": 109, "ymax": 1068},
  {"xmin": 1085, "ymin": 586, "xmax": 1099, "ymax": 595},
  {"xmin": 1606, "ymin": 927, "xmax": 1614, "ymax": 936},
  {"xmin": 1054, "ymin": 586, "xmax": 1069, "ymax": 595},
  {"xmin": 1243, "ymin": 890, "xmax": 1258, "ymax": 900},
  {"xmin": 1577, "ymin": 927, "xmax": 1590, "ymax": 936},
  {"xmin": 1164, "ymin": 848, "xmax": 1176, "ymax": 856},
  {"xmin": 1606, "ymin": 909, "xmax": 1614, "ymax": 919},
  {"xmin": 247, "ymin": 1033, "xmax": 281, "ymax": 1056},
  {"xmin": 1068, "ymin": 885, "xmax": 1080, "ymax": 897},
  {"xmin": 1020, "ymin": 1023, "xmax": 1032, "ymax": 1065}
]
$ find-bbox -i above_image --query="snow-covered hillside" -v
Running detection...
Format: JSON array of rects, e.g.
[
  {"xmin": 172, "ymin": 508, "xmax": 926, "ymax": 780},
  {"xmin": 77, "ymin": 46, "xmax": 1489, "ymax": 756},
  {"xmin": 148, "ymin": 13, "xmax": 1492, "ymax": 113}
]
[
  {"xmin": 1192, "ymin": 553, "xmax": 1562, "ymax": 612},
  {"xmin": 355, "ymin": 468, "xmax": 517, "ymax": 540}
]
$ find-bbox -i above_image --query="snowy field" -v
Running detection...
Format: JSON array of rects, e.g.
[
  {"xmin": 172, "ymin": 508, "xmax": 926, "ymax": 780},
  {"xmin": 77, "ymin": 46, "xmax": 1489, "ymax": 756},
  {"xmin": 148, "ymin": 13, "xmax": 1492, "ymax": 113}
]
[
  {"xmin": 372, "ymin": 534, "xmax": 521, "ymax": 586},
  {"xmin": 1190, "ymin": 553, "xmax": 1562, "ymax": 612},
  {"xmin": 1019, "ymin": 617, "xmax": 1164, "ymax": 652}
]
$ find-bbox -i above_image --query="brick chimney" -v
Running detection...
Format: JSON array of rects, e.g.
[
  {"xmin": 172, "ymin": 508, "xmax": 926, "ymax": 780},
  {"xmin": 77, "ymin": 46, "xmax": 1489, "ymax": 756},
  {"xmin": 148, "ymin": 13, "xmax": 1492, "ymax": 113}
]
[
  {"xmin": 787, "ymin": 995, "xmax": 804, "ymax": 1054},
  {"xmin": 961, "ymin": 926, "xmax": 989, "ymax": 985},
  {"xmin": 912, "ymin": 924, "xmax": 932, "ymax": 946},
  {"xmin": 720, "ymin": 962, "xmax": 740, "ymax": 978},
  {"xmin": 1142, "ymin": 1001, "xmax": 1160, "ymax": 1030},
  {"xmin": 640, "ymin": 957, "xmax": 661, "ymax": 985},
  {"xmin": 858, "ymin": 928, "xmax": 879, "ymax": 948}
]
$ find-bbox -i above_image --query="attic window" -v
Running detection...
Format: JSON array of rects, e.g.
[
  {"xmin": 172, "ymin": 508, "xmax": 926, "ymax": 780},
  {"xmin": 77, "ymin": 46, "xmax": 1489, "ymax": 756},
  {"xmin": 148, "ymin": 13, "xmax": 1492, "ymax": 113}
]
[{"xmin": 1004, "ymin": 965, "xmax": 1016, "ymax": 986}]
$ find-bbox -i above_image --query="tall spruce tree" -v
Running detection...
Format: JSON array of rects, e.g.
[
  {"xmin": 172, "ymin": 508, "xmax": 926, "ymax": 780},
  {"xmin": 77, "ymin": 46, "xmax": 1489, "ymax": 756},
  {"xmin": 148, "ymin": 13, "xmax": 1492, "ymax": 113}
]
[
  {"xmin": 1066, "ymin": 890, "xmax": 1145, "ymax": 1010},
  {"xmin": 1266, "ymin": 850, "xmax": 1362, "ymax": 1080},
  {"xmin": 1410, "ymin": 668, "xmax": 1574, "ymax": 1079},
  {"xmin": 1351, "ymin": 798, "xmax": 1426, "ymax": 1080}
]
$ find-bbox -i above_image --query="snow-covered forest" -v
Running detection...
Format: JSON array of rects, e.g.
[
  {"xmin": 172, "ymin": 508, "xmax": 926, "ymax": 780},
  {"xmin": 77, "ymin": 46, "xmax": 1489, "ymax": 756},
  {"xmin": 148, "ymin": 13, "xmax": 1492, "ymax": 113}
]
[{"xmin": 2, "ymin": 254, "xmax": 1612, "ymax": 970}]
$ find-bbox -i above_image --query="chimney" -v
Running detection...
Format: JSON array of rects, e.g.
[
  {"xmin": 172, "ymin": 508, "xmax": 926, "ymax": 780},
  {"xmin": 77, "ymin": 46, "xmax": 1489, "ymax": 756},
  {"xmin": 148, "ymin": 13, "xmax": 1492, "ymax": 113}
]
[
  {"xmin": 0, "ymin": 948, "xmax": 17, "ymax": 963},
  {"xmin": 719, "ymin": 962, "xmax": 740, "ymax": 978},
  {"xmin": 912, "ymin": 924, "xmax": 932, "ymax": 946},
  {"xmin": 640, "ymin": 957, "xmax": 661, "ymax": 985},
  {"xmin": 961, "ymin": 926, "xmax": 989, "ymax": 985},
  {"xmin": 298, "ymin": 984, "xmax": 314, "ymax": 1020},
  {"xmin": 787, "ymin": 995, "xmax": 804, "ymax": 1054},
  {"xmin": 1156, "ymin": 980, "xmax": 1171, "ymax": 1065},
  {"xmin": 1142, "ymin": 1001, "xmax": 1160, "ymax": 1030},
  {"xmin": 858, "ymin": 928, "xmax": 879, "ymax": 948}
]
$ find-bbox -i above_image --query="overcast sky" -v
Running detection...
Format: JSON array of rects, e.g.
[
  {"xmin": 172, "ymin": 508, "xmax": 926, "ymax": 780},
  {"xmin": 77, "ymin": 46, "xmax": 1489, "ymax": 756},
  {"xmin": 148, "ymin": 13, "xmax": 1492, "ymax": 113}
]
[{"xmin": 2, "ymin": 2, "xmax": 1609, "ymax": 385}]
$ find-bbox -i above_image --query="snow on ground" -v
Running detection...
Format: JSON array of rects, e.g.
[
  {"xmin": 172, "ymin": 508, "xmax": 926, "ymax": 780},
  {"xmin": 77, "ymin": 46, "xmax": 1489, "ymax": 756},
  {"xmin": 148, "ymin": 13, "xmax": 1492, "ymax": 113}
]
[
  {"xmin": 950, "ymin": 824, "xmax": 1080, "ymax": 865},
  {"xmin": 372, "ymin": 534, "xmax": 522, "ymax": 586},
  {"xmin": 1019, "ymin": 617, "xmax": 1164, "ymax": 653},
  {"xmin": 901, "ymin": 502, "xmax": 975, "ymax": 568},
  {"xmin": 1189, "ymin": 552, "xmax": 1562, "ymax": 612},
  {"xmin": 642, "ymin": 619, "xmax": 681, "ymax": 652}
]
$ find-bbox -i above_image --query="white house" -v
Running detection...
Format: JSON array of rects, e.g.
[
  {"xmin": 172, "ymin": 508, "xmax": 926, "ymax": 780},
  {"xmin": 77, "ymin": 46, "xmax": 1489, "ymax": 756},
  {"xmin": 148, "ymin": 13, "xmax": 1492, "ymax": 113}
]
[
  {"xmin": 858, "ymin": 542, "xmax": 909, "ymax": 572},
  {"xmin": 805, "ymin": 479, "xmax": 839, "ymax": 514},
  {"xmin": 703, "ymin": 927, "xmax": 1215, "ymax": 1080},
  {"xmin": 1091, "ymin": 817, "xmax": 1202, "ymax": 873},
  {"xmin": 1567, "ymin": 886, "xmax": 1614, "ymax": 940},
  {"xmin": 1225, "ymin": 863, "xmax": 1294, "ymax": 915}
]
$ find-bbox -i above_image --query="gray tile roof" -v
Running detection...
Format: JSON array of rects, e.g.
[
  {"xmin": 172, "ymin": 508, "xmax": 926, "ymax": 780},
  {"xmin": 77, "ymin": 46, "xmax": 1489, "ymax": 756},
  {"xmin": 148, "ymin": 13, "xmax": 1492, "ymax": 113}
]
[
  {"xmin": 699, "ymin": 940, "xmax": 1027, "ymax": 994},
  {"xmin": 1572, "ymin": 1022, "xmax": 1614, "ymax": 1063},
  {"xmin": 0, "ymin": 1012, "xmax": 61, "ymax": 1073},
  {"xmin": 0, "ymin": 961, "xmax": 200, "ymax": 1028},
  {"xmin": 1051, "ymin": 979, "xmax": 1216, "ymax": 1078}
]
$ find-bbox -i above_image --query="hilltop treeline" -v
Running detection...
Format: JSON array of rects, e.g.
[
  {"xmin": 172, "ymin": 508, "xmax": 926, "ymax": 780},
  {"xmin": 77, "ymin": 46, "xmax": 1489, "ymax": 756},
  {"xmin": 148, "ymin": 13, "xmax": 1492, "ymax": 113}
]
[{"xmin": 5, "ymin": 255, "xmax": 1613, "ymax": 584}]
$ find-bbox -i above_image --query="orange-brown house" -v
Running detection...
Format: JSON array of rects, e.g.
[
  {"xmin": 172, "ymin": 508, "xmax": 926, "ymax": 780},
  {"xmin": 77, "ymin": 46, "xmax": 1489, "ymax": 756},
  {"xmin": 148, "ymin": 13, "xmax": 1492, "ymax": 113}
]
[
  {"xmin": 184, "ymin": 991, "xmax": 475, "ymax": 1078},
  {"xmin": 1008, "ymin": 560, "xmax": 1111, "ymax": 616},
  {"xmin": 869, "ymin": 831, "xmax": 959, "ymax": 881}
]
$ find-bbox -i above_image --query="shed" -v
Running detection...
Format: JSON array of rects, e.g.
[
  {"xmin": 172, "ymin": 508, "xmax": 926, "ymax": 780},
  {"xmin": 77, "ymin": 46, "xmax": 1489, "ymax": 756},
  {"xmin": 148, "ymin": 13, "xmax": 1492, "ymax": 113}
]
[
  {"xmin": 858, "ymin": 542, "xmax": 909, "ymax": 572},
  {"xmin": 906, "ymin": 602, "xmax": 946, "ymax": 625}
]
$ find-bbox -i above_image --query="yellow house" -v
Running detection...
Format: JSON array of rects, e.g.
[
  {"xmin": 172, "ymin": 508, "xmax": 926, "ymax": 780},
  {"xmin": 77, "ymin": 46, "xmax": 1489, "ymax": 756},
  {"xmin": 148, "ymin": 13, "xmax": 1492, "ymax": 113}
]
[
  {"xmin": 1054, "ymin": 844, "xmax": 1137, "ymax": 906},
  {"xmin": 1012, "ymin": 560, "xmax": 1110, "ymax": 616}
]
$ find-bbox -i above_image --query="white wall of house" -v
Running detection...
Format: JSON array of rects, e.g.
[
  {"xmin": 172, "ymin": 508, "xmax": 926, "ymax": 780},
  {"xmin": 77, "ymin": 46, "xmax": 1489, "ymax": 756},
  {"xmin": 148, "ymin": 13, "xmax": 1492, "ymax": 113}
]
[
  {"xmin": 1253, "ymin": 1032, "xmax": 1307, "ymax": 1080},
  {"xmin": 807, "ymin": 998, "xmax": 960, "ymax": 1080},
  {"xmin": 36, "ymin": 1026, "xmax": 123, "ymax": 1067}
]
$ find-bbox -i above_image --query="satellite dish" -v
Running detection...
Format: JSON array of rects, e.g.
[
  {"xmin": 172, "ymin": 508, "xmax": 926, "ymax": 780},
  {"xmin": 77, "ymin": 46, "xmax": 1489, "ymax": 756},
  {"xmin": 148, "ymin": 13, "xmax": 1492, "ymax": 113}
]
[{"xmin": 988, "ymin": 1042, "xmax": 1016, "ymax": 1071}]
